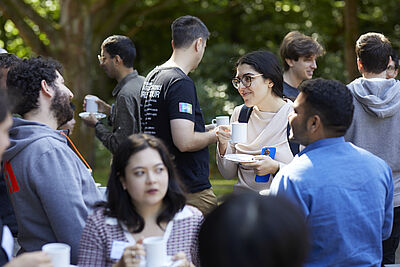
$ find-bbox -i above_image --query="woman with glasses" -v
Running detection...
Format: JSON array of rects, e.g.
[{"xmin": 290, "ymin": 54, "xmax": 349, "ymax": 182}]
[{"xmin": 216, "ymin": 50, "xmax": 294, "ymax": 193}]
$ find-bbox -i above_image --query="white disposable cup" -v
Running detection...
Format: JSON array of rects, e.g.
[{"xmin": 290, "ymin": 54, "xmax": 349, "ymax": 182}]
[
  {"xmin": 143, "ymin": 236, "xmax": 168, "ymax": 267},
  {"xmin": 231, "ymin": 122, "xmax": 247, "ymax": 143},
  {"xmin": 42, "ymin": 243, "xmax": 70, "ymax": 267},
  {"xmin": 212, "ymin": 116, "xmax": 230, "ymax": 126},
  {"xmin": 85, "ymin": 95, "xmax": 98, "ymax": 113}
]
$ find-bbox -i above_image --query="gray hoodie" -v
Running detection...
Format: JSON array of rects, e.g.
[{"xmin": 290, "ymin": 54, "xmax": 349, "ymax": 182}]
[
  {"xmin": 345, "ymin": 77, "xmax": 400, "ymax": 207},
  {"xmin": 2, "ymin": 117, "xmax": 103, "ymax": 264}
]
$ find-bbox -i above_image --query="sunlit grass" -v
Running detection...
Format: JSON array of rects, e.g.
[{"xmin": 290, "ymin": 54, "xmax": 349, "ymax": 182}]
[{"xmin": 93, "ymin": 169, "xmax": 236, "ymax": 200}]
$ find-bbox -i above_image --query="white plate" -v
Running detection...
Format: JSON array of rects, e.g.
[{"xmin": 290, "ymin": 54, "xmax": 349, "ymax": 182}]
[
  {"xmin": 224, "ymin": 154, "xmax": 256, "ymax": 163},
  {"xmin": 79, "ymin": 112, "xmax": 106, "ymax": 119}
]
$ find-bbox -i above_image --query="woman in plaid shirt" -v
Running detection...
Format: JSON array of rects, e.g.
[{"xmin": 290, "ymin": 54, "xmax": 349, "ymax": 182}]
[{"xmin": 78, "ymin": 134, "xmax": 202, "ymax": 267}]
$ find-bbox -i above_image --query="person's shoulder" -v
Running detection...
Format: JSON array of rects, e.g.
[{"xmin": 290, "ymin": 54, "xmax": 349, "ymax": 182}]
[
  {"xmin": 25, "ymin": 131, "xmax": 67, "ymax": 153},
  {"xmin": 174, "ymin": 205, "xmax": 203, "ymax": 222},
  {"xmin": 349, "ymin": 143, "xmax": 390, "ymax": 168},
  {"xmin": 87, "ymin": 206, "xmax": 107, "ymax": 223}
]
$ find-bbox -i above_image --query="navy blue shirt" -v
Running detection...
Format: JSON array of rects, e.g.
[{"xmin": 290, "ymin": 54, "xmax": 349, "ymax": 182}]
[
  {"xmin": 140, "ymin": 67, "xmax": 210, "ymax": 193},
  {"xmin": 283, "ymin": 81, "xmax": 299, "ymax": 101}
]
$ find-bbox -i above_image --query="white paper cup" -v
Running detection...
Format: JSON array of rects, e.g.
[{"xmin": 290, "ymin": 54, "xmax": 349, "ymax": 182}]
[
  {"xmin": 212, "ymin": 116, "xmax": 230, "ymax": 126},
  {"xmin": 85, "ymin": 95, "xmax": 98, "ymax": 113},
  {"xmin": 231, "ymin": 122, "xmax": 247, "ymax": 143},
  {"xmin": 143, "ymin": 236, "xmax": 168, "ymax": 267},
  {"xmin": 42, "ymin": 243, "xmax": 70, "ymax": 267}
]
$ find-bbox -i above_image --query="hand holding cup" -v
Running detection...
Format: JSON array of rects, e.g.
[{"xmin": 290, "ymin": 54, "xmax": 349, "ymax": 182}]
[
  {"xmin": 216, "ymin": 125, "xmax": 231, "ymax": 156},
  {"xmin": 117, "ymin": 239, "xmax": 145, "ymax": 267}
]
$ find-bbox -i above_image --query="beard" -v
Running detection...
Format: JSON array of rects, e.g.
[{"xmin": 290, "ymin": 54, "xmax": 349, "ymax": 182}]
[{"xmin": 50, "ymin": 87, "xmax": 74, "ymax": 128}]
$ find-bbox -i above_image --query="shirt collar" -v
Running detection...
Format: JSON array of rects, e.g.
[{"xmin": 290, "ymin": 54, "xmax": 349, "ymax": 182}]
[
  {"xmin": 112, "ymin": 70, "xmax": 139, "ymax": 96},
  {"xmin": 298, "ymin": 136, "xmax": 345, "ymax": 156}
]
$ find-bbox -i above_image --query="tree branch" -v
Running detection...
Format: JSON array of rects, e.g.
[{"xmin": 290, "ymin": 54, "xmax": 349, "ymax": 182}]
[
  {"xmin": 90, "ymin": 0, "xmax": 112, "ymax": 14},
  {"xmin": 1, "ymin": 0, "xmax": 59, "ymax": 42},
  {"xmin": 95, "ymin": 0, "xmax": 139, "ymax": 36},
  {"xmin": 0, "ymin": 0, "xmax": 49, "ymax": 55},
  {"xmin": 127, "ymin": 18, "xmax": 171, "ymax": 37}
]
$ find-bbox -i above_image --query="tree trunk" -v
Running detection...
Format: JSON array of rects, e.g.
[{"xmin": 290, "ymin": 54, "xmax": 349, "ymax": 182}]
[
  {"xmin": 344, "ymin": 0, "xmax": 359, "ymax": 82},
  {"xmin": 58, "ymin": 1, "xmax": 96, "ymax": 164}
]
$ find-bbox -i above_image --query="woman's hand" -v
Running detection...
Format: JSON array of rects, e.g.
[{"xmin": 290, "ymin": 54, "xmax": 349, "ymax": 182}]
[
  {"xmin": 114, "ymin": 239, "xmax": 145, "ymax": 267},
  {"xmin": 216, "ymin": 125, "xmax": 231, "ymax": 156},
  {"xmin": 170, "ymin": 252, "xmax": 195, "ymax": 267},
  {"xmin": 4, "ymin": 252, "xmax": 53, "ymax": 267},
  {"xmin": 240, "ymin": 155, "xmax": 279, "ymax": 176}
]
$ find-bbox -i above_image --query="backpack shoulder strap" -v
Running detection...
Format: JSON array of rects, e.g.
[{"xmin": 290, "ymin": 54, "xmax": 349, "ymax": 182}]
[
  {"xmin": 287, "ymin": 123, "xmax": 299, "ymax": 156},
  {"xmin": 238, "ymin": 105, "xmax": 253, "ymax": 123}
]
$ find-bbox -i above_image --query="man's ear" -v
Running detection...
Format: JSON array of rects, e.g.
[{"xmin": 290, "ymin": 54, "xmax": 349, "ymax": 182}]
[
  {"xmin": 171, "ymin": 40, "xmax": 175, "ymax": 50},
  {"xmin": 285, "ymin": 58, "xmax": 295, "ymax": 68},
  {"xmin": 41, "ymin": 80, "xmax": 54, "ymax": 98},
  {"xmin": 195, "ymin": 38, "xmax": 203, "ymax": 52},
  {"xmin": 357, "ymin": 57, "xmax": 363, "ymax": 72},
  {"xmin": 307, "ymin": 114, "xmax": 322, "ymax": 134},
  {"xmin": 114, "ymin": 55, "xmax": 122, "ymax": 65}
]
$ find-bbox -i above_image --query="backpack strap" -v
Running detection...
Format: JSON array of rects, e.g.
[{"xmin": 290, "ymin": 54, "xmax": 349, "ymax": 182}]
[
  {"xmin": 238, "ymin": 105, "xmax": 253, "ymax": 123},
  {"xmin": 287, "ymin": 123, "xmax": 299, "ymax": 156},
  {"xmin": 238, "ymin": 104, "xmax": 299, "ymax": 156}
]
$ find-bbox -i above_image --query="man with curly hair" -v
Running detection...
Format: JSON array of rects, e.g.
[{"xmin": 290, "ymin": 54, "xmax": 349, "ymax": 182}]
[
  {"xmin": 3, "ymin": 57, "xmax": 103, "ymax": 264},
  {"xmin": 0, "ymin": 52, "xmax": 21, "ymax": 92}
]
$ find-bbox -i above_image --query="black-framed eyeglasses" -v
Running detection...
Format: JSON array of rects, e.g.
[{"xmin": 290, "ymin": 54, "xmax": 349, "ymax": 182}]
[
  {"xmin": 232, "ymin": 74, "xmax": 263, "ymax": 89},
  {"xmin": 97, "ymin": 55, "xmax": 106, "ymax": 64}
]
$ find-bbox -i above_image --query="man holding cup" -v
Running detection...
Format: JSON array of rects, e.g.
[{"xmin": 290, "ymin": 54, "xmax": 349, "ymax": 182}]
[
  {"xmin": 82, "ymin": 35, "xmax": 145, "ymax": 154},
  {"xmin": 140, "ymin": 15, "xmax": 218, "ymax": 215},
  {"xmin": 4, "ymin": 57, "xmax": 103, "ymax": 264}
]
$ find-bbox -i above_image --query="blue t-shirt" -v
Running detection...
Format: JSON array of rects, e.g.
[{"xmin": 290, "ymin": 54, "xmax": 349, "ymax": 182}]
[
  {"xmin": 140, "ymin": 67, "xmax": 210, "ymax": 193},
  {"xmin": 270, "ymin": 137, "xmax": 393, "ymax": 267}
]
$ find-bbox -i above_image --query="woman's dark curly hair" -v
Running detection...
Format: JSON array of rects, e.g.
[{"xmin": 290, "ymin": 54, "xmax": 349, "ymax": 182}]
[
  {"xmin": 100, "ymin": 134, "xmax": 186, "ymax": 233},
  {"xmin": 7, "ymin": 57, "xmax": 62, "ymax": 116}
]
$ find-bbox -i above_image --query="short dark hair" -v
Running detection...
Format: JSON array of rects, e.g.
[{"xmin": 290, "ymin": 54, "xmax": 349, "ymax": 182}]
[
  {"xmin": 356, "ymin": 32, "xmax": 392, "ymax": 74},
  {"xmin": 102, "ymin": 35, "xmax": 137, "ymax": 68},
  {"xmin": 391, "ymin": 48, "xmax": 399, "ymax": 70},
  {"xmin": 171, "ymin": 15, "xmax": 209, "ymax": 49},
  {"xmin": 0, "ymin": 92, "xmax": 9, "ymax": 123},
  {"xmin": 299, "ymin": 78, "xmax": 354, "ymax": 135},
  {"xmin": 0, "ymin": 53, "xmax": 21, "ymax": 85},
  {"xmin": 0, "ymin": 53, "xmax": 21, "ymax": 69},
  {"xmin": 236, "ymin": 50, "xmax": 284, "ymax": 98},
  {"xmin": 100, "ymin": 134, "xmax": 186, "ymax": 233},
  {"xmin": 7, "ymin": 57, "xmax": 62, "ymax": 116},
  {"xmin": 280, "ymin": 31, "xmax": 324, "ymax": 71},
  {"xmin": 199, "ymin": 193, "xmax": 309, "ymax": 267}
]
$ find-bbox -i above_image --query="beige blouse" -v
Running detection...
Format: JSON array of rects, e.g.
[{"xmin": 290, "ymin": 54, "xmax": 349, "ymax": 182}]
[{"xmin": 217, "ymin": 102, "xmax": 294, "ymax": 192}]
